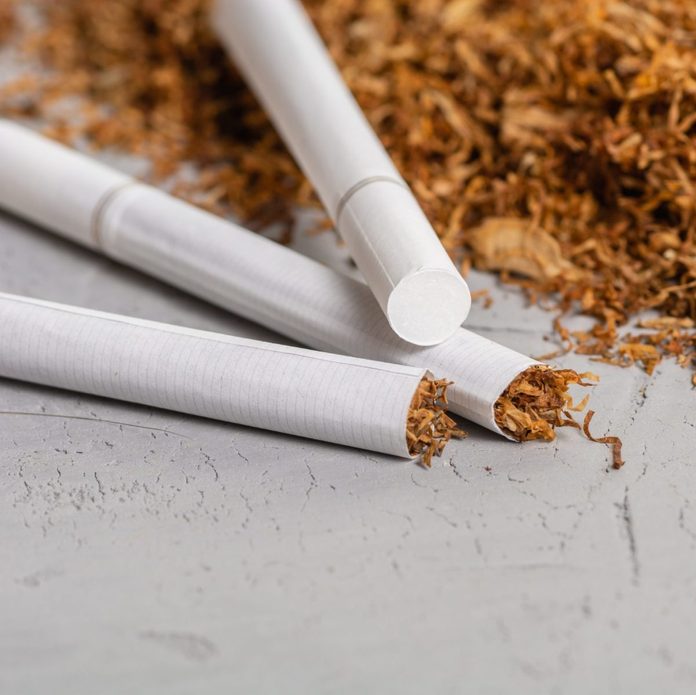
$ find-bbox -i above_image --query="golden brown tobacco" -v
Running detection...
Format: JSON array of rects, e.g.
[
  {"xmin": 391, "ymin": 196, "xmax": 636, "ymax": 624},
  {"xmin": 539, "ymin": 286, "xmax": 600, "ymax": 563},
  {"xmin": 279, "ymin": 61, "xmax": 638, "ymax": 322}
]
[
  {"xmin": 583, "ymin": 410, "xmax": 624, "ymax": 470},
  {"xmin": 495, "ymin": 365, "xmax": 624, "ymax": 467},
  {"xmin": 494, "ymin": 366, "xmax": 595, "ymax": 442},
  {"xmin": 0, "ymin": 1, "xmax": 14, "ymax": 41},
  {"xmin": 1, "ymin": 0, "xmax": 694, "ymax": 379},
  {"xmin": 407, "ymin": 378, "xmax": 466, "ymax": 468}
]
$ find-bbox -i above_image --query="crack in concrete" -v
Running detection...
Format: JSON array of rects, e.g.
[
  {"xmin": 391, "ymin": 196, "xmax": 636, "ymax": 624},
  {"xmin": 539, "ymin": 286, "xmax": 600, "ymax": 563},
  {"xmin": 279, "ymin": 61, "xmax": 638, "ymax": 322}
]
[
  {"xmin": 93, "ymin": 471, "xmax": 106, "ymax": 500},
  {"xmin": 0, "ymin": 411, "xmax": 190, "ymax": 438},
  {"xmin": 301, "ymin": 463, "xmax": 317, "ymax": 512},
  {"xmin": 200, "ymin": 449, "xmax": 219, "ymax": 482},
  {"xmin": 617, "ymin": 488, "xmax": 640, "ymax": 586},
  {"xmin": 678, "ymin": 506, "xmax": 696, "ymax": 544},
  {"xmin": 627, "ymin": 378, "xmax": 654, "ymax": 429},
  {"xmin": 426, "ymin": 506, "xmax": 459, "ymax": 528},
  {"xmin": 239, "ymin": 490, "xmax": 253, "ymax": 529},
  {"xmin": 234, "ymin": 447, "xmax": 250, "ymax": 465},
  {"xmin": 448, "ymin": 457, "xmax": 469, "ymax": 482}
]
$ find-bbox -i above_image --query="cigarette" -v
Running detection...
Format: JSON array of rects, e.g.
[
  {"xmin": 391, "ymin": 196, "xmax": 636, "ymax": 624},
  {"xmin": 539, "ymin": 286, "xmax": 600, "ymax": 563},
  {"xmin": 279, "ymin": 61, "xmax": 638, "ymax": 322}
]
[
  {"xmin": 0, "ymin": 292, "xmax": 462, "ymax": 463},
  {"xmin": 0, "ymin": 120, "xmax": 536, "ymax": 438},
  {"xmin": 209, "ymin": 0, "xmax": 471, "ymax": 347}
]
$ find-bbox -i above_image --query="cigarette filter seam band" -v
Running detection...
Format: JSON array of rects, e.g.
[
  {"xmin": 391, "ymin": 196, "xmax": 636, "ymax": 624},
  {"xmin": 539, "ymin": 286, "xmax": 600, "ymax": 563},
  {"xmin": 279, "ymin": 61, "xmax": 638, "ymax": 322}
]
[
  {"xmin": 91, "ymin": 180, "xmax": 139, "ymax": 247},
  {"xmin": 334, "ymin": 175, "xmax": 406, "ymax": 223},
  {"xmin": 0, "ymin": 120, "xmax": 538, "ymax": 438},
  {"xmin": 0, "ymin": 292, "xmax": 432, "ymax": 458},
  {"xmin": 211, "ymin": 0, "xmax": 472, "ymax": 347}
]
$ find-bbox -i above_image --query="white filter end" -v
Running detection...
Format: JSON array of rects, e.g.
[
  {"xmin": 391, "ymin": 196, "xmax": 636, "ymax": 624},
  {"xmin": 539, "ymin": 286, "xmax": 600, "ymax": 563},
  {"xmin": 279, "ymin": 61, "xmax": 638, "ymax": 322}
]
[{"xmin": 387, "ymin": 269, "xmax": 471, "ymax": 346}]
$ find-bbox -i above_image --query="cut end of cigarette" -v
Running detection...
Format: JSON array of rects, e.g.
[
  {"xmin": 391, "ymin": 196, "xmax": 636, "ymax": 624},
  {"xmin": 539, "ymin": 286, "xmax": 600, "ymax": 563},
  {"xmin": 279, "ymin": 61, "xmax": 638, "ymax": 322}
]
[
  {"xmin": 388, "ymin": 269, "xmax": 471, "ymax": 346},
  {"xmin": 494, "ymin": 365, "xmax": 624, "ymax": 468},
  {"xmin": 407, "ymin": 377, "xmax": 467, "ymax": 467},
  {"xmin": 494, "ymin": 365, "xmax": 594, "ymax": 442}
]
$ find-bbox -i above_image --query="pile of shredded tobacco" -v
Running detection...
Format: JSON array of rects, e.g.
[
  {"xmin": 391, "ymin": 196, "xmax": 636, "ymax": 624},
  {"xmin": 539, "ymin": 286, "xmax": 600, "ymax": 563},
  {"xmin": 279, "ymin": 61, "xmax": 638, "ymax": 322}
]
[
  {"xmin": 0, "ymin": 2, "xmax": 14, "ymax": 42},
  {"xmin": 407, "ymin": 378, "xmax": 466, "ymax": 468},
  {"xmin": 0, "ymin": 0, "xmax": 694, "ymax": 383},
  {"xmin": 495, "ymin": 365, "xmax": 624, "ymax": 469}
]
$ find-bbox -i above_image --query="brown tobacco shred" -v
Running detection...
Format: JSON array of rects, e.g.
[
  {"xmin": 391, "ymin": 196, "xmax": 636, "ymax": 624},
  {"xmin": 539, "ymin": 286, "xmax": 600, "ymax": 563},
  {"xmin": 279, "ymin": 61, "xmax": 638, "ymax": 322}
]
[
  {"xmin": 1, "ymin": 0, "xmax": 695, "ymax": 379},
  {"xmin": 407, "ymin": 378, "xmax": 466, "ymax": 468},
  {"xmin": 583, "ymin": 411, "xmax": 625, "ymax": 470},
  {"xmin": 496, "ymin": 365, "xmax": 625, "ymax": 467},
  {"xmin": 0, "ymin": 2, "xmax": 15, "ymax": 42},
  {"xmin": 494, "ymin": 365, "xmax": 596, "ymax": 442}
]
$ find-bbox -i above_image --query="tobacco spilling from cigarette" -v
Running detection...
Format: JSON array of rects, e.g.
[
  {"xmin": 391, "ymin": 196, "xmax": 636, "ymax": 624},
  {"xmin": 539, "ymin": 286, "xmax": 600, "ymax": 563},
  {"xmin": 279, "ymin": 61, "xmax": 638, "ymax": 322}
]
[
  {"xmin": 0, "ymin": 293, "xmax": 460, "ymax": 462},
  {"xmin": 408, "ymin": 378, "xmax": 466, "ymax": 468},
  {"xmin": 496, "ymin": 365, "xmax": 623, "ymax": 469},
  {"xmin": 0, "ymin": 2, "xmax": 14, "ymax": 42}
]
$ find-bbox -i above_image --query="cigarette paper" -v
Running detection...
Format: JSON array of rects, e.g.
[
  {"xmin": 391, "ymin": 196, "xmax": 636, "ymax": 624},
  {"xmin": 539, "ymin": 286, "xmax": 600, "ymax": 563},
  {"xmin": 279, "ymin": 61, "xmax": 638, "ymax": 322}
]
[
  {"xmin": 0, "ymin": 292, "xmax": 444, "ymax": 459},
  {"xmin": 210, "ymin": 0, "xmax": 471, "ymax": 347},
  {"xmin": 0, "ymin": 120, "xmax": 537, "ymax": 437}
]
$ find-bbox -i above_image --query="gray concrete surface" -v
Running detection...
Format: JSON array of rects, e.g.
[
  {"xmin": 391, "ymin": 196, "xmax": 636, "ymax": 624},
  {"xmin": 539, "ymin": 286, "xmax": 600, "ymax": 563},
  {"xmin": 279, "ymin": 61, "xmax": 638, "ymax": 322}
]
[{"xmin": 1, "ymin": 207, "xmax": 695, "ymax": 695}]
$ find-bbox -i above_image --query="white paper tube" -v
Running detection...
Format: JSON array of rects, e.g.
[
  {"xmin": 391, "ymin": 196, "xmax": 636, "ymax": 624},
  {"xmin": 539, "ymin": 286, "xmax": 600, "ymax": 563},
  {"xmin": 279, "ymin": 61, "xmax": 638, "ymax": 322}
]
[
  {"xmin": 0, "ymin": 121, "xmax": 537, "ymax": 437},
  {"xmin": 0, "ymin": 121, "xmax": 129, "ymax": 249},
  {"xmin": 210, "ymin": 0, "xmax": 471, "ymax": 347},
  {"xmin": 0, "ymin": 292, "xmax": 434, "ymax": 458}
]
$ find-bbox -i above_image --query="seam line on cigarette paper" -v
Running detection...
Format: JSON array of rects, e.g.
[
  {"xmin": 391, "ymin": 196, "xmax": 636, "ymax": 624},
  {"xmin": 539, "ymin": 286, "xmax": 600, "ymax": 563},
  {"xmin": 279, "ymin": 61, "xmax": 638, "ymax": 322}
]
[
  {"xmin": 335, "ymin": 175, "xmax": 407, "ymax": 222},
  {"xmin": 90, "ymin": 180, "xmax": 139, "ymax": 248},
  {"xmin": 0, "ymin": 294, "xmax": 426, "ymax": 378}
]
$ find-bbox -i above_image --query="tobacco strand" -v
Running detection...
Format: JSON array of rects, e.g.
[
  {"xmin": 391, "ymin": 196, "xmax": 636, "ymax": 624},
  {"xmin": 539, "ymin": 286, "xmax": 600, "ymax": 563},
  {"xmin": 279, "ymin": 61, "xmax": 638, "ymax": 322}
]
[{"xmin": 408, "ymin": 378, "xmax": 466, "ymax": 468}]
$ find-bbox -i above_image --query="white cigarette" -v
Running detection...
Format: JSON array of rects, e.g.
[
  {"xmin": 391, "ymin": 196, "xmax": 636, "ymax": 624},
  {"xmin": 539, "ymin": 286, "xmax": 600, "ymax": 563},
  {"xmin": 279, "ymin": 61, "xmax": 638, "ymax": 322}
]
[
  {"xmin": 0, "ymin": 120, "xmax": 536, "ymax": 438},
  {"xmin": 0, "ymin": 292, "xmax": 459, "ymax": 460},
  {"xmin": 209, "ymin": 0, "xmax": 471, "ymax": 347}
]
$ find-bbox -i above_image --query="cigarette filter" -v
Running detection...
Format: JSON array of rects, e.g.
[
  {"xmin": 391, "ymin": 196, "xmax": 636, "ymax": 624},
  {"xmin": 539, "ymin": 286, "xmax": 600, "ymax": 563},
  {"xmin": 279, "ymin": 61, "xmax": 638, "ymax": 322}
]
[
  {"xmin": 0, "ymin": 120, "xmax": 537, "ymax": 438},
  {"xmin": 210, "ymin": 0, "xmax": 471, "ymax": 347},
  {"xmin": 0, "ymin": 292, "xmax": 460, "ymax": 460}
]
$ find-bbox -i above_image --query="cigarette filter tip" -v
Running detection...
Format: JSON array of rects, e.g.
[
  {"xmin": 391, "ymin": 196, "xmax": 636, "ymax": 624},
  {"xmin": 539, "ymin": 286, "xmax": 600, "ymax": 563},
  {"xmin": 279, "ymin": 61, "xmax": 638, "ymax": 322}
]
[
  {"xmin": 338, "ymin": 179, "xmax": 471, "ymax": 346},
  {"xmin": 210, "ymin": 0, "xmax": 472, "ymax": 347},
  {"xmin": 388, "ymin": 268, "xmax": 471, "ymax": 346}
]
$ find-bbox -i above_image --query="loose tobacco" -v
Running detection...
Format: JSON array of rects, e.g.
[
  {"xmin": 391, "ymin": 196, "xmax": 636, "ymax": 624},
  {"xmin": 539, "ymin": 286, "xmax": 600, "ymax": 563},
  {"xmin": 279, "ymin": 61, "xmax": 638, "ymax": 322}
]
[
  {"xmin": 0, "ymin": 2, "xmax": 14, "ymax": 42},
  {"xmin": 495, "ymin": 365, "xmax": 623, "ymax": 468},
  {"xmin": 408, "ymin": 378, "xmax": 466, "ymax": 468}
]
